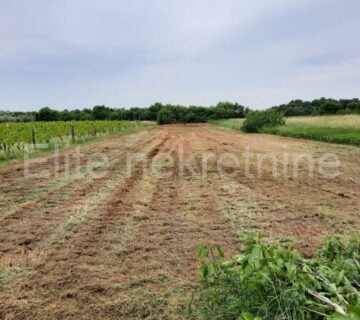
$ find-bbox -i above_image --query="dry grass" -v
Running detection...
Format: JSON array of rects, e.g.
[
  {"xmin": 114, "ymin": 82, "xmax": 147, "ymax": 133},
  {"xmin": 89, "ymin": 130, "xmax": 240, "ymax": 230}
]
[{"xmin": 286, "ymin": 114, "xmax": 360, "ymax": 128}]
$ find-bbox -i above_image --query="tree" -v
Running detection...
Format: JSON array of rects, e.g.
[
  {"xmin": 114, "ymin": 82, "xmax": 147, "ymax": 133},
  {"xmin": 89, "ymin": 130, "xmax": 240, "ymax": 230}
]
[
  {"xmin": 319, "ymin": 100, "xmax": 340, "ymax": 115},
  {"xmin": 347, "ymin": 101, "xmax": 360, "ymax": 113},
  {"xmin": 109, "ymin": 109, "xmax": 126, "ymax": 120},
  {"xmin": 92, "ymin": 105, "xmax": 112, "ymax": 120},
  {"xmin": 60, "ymin": 109, "xmax": 74, "ymax": 121},
  {"xmin": 157, "ymin": 107, "xmax": 174, "ymax": 124},
  {"xmin": 36, "ymin": 107, "xmax": 60, "ymax": 121},
  {"xmin": 234, "ymin": 103, "xmax": 245, "ymax": 117},
  {"xmin": 148, "ymin": 103, "xmax": 164, "ymax": 120},
  {"xmin": 215, "ymin": 101, "xmax": 241, "ymax": 118}
]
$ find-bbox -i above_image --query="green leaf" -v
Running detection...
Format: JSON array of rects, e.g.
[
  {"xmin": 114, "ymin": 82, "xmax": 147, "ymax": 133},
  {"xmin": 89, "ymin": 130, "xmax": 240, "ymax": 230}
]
[{"xmin": 240, "ymin": 312, "xmax": 263, "ymax": 320}]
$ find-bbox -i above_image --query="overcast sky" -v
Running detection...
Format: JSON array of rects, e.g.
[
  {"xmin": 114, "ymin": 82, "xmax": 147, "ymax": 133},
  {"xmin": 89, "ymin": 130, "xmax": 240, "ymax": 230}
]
[{"xmin": 0, "ymin": 0, "xmax": 359, "ymax": 111}]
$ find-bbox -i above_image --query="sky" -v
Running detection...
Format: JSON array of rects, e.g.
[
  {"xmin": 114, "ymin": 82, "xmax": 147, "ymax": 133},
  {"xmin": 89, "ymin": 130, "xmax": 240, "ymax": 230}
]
[{"xmin": 0, "ymin": 0, "xmax": 359, "ymax": 111}]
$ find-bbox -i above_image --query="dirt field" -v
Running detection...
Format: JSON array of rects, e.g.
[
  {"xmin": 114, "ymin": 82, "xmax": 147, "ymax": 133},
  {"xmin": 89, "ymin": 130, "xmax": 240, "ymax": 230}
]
[{"xmin": 1, "ymin": 124, "xmax": 359, "ymax": 319}]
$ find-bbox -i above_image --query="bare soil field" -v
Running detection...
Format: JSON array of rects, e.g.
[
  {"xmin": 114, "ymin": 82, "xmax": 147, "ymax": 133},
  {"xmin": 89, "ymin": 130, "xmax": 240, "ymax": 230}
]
[{"xmin": 0, "ymin": 124, "xmax": 359, "ymax": 319}]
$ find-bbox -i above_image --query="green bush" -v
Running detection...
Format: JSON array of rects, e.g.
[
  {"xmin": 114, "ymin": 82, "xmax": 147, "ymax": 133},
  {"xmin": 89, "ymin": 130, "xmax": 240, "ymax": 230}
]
[
  {"xmin": 242, "ymin": 109, "xmax": 285, "ymax": 133},
  {"xmin": 157, "ymin": 107, "xmax": 174, "ymax": 125},
  {"xmin": 192, "ymin": 233, "xmax": 360, "ymax": 320}
]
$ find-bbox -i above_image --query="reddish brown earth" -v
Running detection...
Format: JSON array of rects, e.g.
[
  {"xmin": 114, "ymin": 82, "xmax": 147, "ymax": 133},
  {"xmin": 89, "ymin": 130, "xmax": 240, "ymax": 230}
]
[{"xmin": 0, "ymin": 125, "xmax": 359, "ymax": 319}]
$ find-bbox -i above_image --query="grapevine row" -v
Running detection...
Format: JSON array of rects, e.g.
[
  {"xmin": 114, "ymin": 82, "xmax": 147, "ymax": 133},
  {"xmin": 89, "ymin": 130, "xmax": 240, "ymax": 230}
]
[{"xmin": 0, "ymin": 121, "xmax": 148, "ymax": 151}]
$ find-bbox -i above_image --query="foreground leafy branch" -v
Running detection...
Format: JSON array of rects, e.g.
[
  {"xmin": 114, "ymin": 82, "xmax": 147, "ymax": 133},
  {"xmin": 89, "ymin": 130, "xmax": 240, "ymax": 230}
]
[{"xmin": 192, "ymin": 233, "xmax": 360, "ymax": 320}]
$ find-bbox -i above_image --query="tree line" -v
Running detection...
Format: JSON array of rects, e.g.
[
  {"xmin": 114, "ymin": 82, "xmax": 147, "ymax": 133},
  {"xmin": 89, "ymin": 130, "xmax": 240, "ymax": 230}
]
[
  {"xmin": 271, "ymin": 98, "xmax": 360, "ymax": 116},
  {"xmin": 0, "ymin": 102, "xmax": 249, "ymax": 124},
  {"xmin": 1, "ymin": 98, "xmax": 359, "ymax": 124}
]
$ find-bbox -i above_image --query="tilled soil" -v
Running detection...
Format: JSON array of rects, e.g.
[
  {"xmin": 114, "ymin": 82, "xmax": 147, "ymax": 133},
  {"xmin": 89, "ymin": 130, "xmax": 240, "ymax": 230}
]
[{"xmin": 0, "ymin": 124, "xmax": 359, "ymax": 319}]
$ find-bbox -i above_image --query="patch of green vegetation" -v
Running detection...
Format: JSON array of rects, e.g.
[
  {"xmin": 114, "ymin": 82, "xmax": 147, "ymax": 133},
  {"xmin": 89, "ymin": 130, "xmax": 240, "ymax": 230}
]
[
  {"xmin": 212, "ymin": 115, "xmax": 360, "ymax": 146},
  {"xmin": 208, "ymin": 118, "xmax": 245, "ymax": 130},
  {"xmin": 263, "ymin": 124, "xmax": 360, "ymax": 146},
  {"xmin": 242, "ymin": 109, "xmax": 285, "ymax": 133},
  {"xmin": 210, "ymin": 110, "xmax": 285, "ymax": 133},
  {"xmin": 191, "ymin": 233, "xmax": 360, "ymax": 320},
  {"xmin": 0, "ymin": 122, "xmax": 154, "ymax": 165}
]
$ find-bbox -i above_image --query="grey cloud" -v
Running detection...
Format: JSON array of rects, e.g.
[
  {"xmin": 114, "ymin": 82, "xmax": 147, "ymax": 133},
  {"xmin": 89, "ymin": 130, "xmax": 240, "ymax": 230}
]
[{"xmin": 0, "ymin": 0, "xmax": 359, "ymax": 110}]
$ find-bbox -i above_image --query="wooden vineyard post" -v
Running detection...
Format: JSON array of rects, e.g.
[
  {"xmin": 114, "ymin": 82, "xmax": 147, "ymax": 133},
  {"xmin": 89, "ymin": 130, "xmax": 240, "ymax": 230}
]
[
  {"xmin": 71, "ymin": 125, "xmax": 75, "ymax": 143},
  {"xmin": 31, "ymin": 127, "xmax": 36, "ymax": 149}
]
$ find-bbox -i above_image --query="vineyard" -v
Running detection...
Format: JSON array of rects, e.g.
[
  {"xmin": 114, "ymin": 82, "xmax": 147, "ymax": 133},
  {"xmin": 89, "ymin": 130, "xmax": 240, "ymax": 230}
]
[{"xmin": 0, "ymin": 120, "xmax": 151, "ymax": 156}]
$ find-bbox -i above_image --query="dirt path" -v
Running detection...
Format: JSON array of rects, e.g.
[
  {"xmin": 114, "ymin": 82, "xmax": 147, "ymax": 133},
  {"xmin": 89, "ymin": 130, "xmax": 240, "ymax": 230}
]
[{"xmin": 0, "ymin": 125, "xmax": 359, "ymax": 319}]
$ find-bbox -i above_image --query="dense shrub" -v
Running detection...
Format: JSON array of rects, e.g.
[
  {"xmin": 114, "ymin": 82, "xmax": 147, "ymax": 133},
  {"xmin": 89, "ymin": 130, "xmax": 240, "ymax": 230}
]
[
  {"xmin": 192, "ymin": 234, "xmax": 360, "ymax": 320},
  {"xmin": 242, "ymin": 109, "xmax": 285, "ymax": 132}
]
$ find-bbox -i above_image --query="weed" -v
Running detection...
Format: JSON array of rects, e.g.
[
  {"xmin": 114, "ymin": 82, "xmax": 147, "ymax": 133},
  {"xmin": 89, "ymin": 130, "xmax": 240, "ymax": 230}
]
[{"xmin": 192, "ymin": 233, "xmax": 360, "ymax": 320}]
